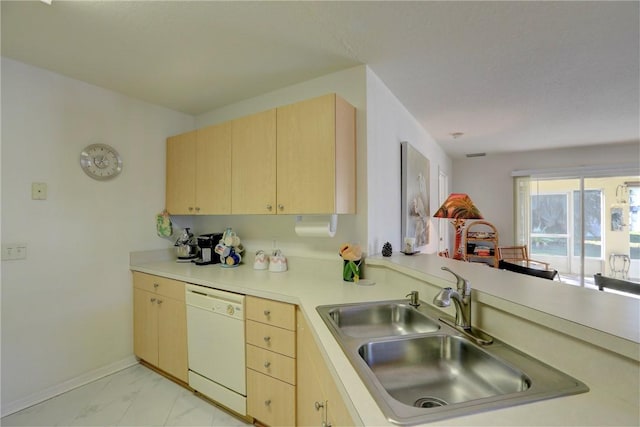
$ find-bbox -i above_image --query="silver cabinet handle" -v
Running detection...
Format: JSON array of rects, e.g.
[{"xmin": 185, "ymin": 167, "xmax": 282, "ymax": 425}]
[
  {"xmin": 150, "ymin": 297, "xmax": 156, "ymax": 303},
  {"xmin": 153, "ymin": 283, "xmax": 159, "ymax": 288},
  {"xmin": 264, "ymin": 361, "xmax": 271, "ymax": 368},
  {"xmin": 263, "ymin": 309, "xmax": 271, "ymax": 316},
  {"xmin": 266, "ymin": 204, "xmax": 273, "ymax": 211},
  {"xmin": 263, "ymin": 336, "xmax": 271, "ymax": 342},
  {"xmin": 157, "ymin": 299, "xmax": 163, "ymax": 305},
  {"xmin": 278, "ymin": 204, "xmax": 284, "ymax": 211},
  {"xmin": 264, "ymin": 399, "xmax": 271, "ymax": 406},
  {"xmin": 188, "ymin": 206, "xmax": 194, "ymax": 212},
  {"xmin": 316, "ymin": 400, "xmax": 331, "ymax": 427},
  {"xmin": 195, "ymin": 206, "xmax": 200, "ymax": 212}
]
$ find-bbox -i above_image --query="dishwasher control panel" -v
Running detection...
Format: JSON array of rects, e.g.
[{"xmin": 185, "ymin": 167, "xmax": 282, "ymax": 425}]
[{"xmin": 185, "ymin": 284, "xmax": 244, "ymax": 320}]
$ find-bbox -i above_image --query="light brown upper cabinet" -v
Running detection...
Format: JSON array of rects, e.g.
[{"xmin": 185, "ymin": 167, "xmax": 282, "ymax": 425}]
[
  {"xmin": 231, "ymin": 109, "xmax": 277, "ymax": 214},
  {"xmin": 166, "ymin": 130, "xmax": 196, "ymax": 215},
  {"xmin": 166, "ymin": 93, "xmax": 355, "ymax": 216},
  {"xmin": 276, "ymin": 93, "xmax": 356, "ymax": 214},
  {"xmin": 166, "ymin": 122, "xmax": 232, "ymax": 215}
]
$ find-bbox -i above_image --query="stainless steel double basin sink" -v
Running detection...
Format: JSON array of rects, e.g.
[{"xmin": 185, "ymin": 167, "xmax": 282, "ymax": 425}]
[{"xmin": 317, "ymin": 300, "xmax": 588, "ymax": 425}]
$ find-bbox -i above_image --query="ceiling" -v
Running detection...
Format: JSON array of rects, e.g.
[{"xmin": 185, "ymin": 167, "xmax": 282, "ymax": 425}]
[{"xmin": 2, "ymin": 1, "xmax": 639, "ymax": 158}]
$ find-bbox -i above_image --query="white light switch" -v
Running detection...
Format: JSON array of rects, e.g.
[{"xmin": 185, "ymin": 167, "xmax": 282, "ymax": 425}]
[{"xmin": 32, "ymin": 182, "xmax": 47, "ymax": 200}]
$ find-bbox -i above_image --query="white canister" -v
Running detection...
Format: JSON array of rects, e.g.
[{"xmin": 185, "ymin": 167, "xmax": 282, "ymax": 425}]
[
  {"xmin": 253, "ymin": 250, "xmax": 269, "ymax": 270},
  {"xmin": 269, "ymin": 250, "xmax": 288, "ymax": 272}
]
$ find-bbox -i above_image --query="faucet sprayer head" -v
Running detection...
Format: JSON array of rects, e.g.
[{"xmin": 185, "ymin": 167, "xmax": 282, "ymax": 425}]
[
  {"xmin": 434, "ymin": 267, "xmax": 477, "ymax": 334},
  {"xmin": 433, "ymin": 287, "xmax": 454, "ymax": 307}
]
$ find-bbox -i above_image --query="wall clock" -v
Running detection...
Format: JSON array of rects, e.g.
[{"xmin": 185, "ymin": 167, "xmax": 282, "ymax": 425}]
[{"xmin": 79, "ymin": 143, "xmax": 123, "ymax": 180}]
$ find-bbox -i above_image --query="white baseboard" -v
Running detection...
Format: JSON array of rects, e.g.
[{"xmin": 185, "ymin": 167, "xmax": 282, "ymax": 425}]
[{"xmin": 1, "ymin": 355, "xmax": 138, "ymax": 418}]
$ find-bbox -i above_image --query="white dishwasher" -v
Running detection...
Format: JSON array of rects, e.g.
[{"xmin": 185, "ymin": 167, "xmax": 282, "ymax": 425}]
[{"xmin": 185, "ymin": 284, "xmax": 246, "ymax": 415}]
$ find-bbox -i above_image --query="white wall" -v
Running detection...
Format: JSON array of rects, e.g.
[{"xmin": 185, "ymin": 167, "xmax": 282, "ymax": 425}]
[
  {"xmin": 189, "ymin": 66, "xmax": 368, "ymax": 260},
  {"xmin": 453, "ymin": 142, "xmax": 640, "ymax": 246},
  {"xmin": 365, "ymin": 68, "xmax": 453, "ymax": 256},
  {"xmin": 0, "ymin": 59, "xmax": 452, "ymax": 414},
  {"xmin": 0, "ymin": 58, "xmax": 194, "ymax": 414}
]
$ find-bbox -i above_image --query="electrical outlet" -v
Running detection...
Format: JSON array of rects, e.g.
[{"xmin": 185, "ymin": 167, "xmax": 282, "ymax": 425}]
[{"xmin": 2, "ymin": 243, "xmax": 27, "ymax": 260}]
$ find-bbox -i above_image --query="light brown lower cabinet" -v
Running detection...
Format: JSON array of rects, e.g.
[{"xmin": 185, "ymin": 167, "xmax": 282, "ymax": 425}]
[
  {"xmin": 246, "ymin": 296, "xmax": 297, "ymax": 426},
  {"xmin": 247, "ymin": 369, "xmax": 296, "ymax": 426},
  {"xmin": 296, "ymin": 308, "xmax": 355, "ymax": 426},
  {"xmin": 132, "ymin": 272, "xmax": 188, "ymax": 383},
  {"xmin": 132, "ymin": 275, "xmax": 354, "ymax": 426}
]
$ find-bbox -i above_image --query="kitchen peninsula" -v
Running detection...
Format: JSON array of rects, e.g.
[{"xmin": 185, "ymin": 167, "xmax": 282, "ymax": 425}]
[{"xmin": 130, "ymin": 250, "xmax": 640, "ymax": 426}]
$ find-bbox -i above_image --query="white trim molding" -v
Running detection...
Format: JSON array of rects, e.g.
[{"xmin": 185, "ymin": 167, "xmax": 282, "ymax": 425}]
[
  {"xmin": 1, "ymin": 356, "xmax": 139, "ymax": 417},
  {"xmin": 512, "ymin": 163, "xmax": 640, "ymax": 178}
]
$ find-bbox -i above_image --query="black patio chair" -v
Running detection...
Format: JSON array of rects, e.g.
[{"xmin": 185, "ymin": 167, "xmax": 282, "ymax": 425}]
[
  {"xmin": 594, "ymin": 273, "xmax": 640, "ymax": 295},
  {"xmin": 498, "ymin": 260, "xmax": 559, "ymax": 280}
]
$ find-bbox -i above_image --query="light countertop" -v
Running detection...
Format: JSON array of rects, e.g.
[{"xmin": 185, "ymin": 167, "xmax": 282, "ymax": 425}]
[
  {"xmin": 130, "ymin": 250, "xmax": 640, "ymax": 426},
  {"xmin": 367, "ymin": 254, "xmax": 640, "ymax": 355}
]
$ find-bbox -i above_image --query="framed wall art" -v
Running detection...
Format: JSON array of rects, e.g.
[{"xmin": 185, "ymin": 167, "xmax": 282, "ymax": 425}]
[
  {"xmin": 611, "ymin": 206, "xmax": 624, "ymax": 231},
  {"xmin": 401, "ymin": 141, "xmax": 430, "ymax": 251}
]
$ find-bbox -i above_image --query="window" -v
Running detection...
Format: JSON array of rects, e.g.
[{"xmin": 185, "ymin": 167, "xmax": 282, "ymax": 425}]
[
  {"xmin": 514, "ymin": 168, "xmax": 640, "ymax": 287},
  {"xmin": 630, "ymin": 187, "xmax": 640, "ymax": 260},
  {"xmin": 573, "ymin": 190, "xmax": 602, "ymax": 258},
  {"xmin": 530, "ymin": 189, "xmax": 603, "ymax": 258},
  {"xmin": 530, "ymin": 193, "xmax": 568, "ymax": 256}
]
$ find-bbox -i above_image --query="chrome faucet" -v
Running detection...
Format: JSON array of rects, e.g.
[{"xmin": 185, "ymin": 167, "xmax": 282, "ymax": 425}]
[
  {"xmin": 433, "ymin": 267, "xmax": 493, "ymax": 345},
  {"xmin": 433, "ymin": 267, "xmax": 472, "ymax": 329},
  {"xmin": 406, "ymin": 290, "xmax": 420, "ymax": 307}
]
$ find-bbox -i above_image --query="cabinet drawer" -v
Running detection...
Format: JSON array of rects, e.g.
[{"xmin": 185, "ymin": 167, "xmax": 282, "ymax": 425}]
[
  {"xmin": 246, "ymin": 296, "xmax": 295, "ymax": 331},
  {"xmin": 247, "ymin": 369, "xmax": 295, "ymax": 427},
  {"xmin": 133, "ymin": 272, "xmax": 185, "ymax": 301},
  {"xmin": 246, "ymin": 320, "xmax": 295, "ymax": 358},
  {"xmin": 246, "ymin": 344, "xmax": 295, "ymax": 385}
]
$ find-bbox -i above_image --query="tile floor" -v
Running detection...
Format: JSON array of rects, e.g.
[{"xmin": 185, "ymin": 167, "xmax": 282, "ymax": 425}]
[{"xmin": 1, "ymin": 364, "xmax": 252, "ymax": 427}]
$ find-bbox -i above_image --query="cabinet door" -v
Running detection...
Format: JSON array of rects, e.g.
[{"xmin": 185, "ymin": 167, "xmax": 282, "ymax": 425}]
[
  {"xmin": 247, "ymin": 369, "xmax": 296, "ymax": 426},
  {"xmin": 246, "ymin": 344, "xmax": 296, "ymax": 385},
  {"xmin": 133, "ymin": 272, "xmax": 185, "ymax": 301},
  {"xmin": 166, "ymin": 130, "xmax": 196, "ymax": 214},
  {"xmin": 246, "ymin": 320, "xmax": 296, "ymax": 358},
  {"xmin": 296, "ymin": 309, "xmax": 355, "ymax": 426},
  {"xmin": 231, "ymin": 109, "xmax": 277, "ymax": 214},
  {"xmin": 196, "ymin": 122, "xmax": 232, "ymax": 214},
  {"xmin": 157, "ymin": 295, "xmax": 189, "ymax": 383},
  {"xmin": 133, "ymin": 288, "xmax": 159, "ymax": 366},
  {"xmin": 277, "ymin": 95, "xmax": 336, "ymax": 214},
  {"xmin": 246, "ymin": 296, "xmax": 296, "ymax": 330}
]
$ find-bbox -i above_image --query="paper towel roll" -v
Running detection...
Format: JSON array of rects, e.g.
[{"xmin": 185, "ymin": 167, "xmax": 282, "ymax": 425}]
[
  {"xmin": 294, "ymin": 215, "xmax": 338, "ymax": 237},
  {"xmin": 294, "ymin": 222, "xmax": 336, "ymax": 237}
]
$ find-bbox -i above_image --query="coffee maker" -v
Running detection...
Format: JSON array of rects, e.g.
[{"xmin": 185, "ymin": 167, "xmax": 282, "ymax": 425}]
[{"xmin": 194, "ymin": 233, "xmax": 223, "ymax": 265}]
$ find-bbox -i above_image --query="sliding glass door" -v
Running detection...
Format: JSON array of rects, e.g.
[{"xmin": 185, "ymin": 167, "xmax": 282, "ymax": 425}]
[
  {"xmin": 529, "ymin": 187, "xmax": 573, "ymax": 274},
  {"xmin": 515, "ymin": 173, "xmax": 639, "ymax": 288}
]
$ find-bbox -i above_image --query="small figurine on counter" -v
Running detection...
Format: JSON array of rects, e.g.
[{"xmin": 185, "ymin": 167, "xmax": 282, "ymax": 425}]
[{"xmin": 340, "ymin": 243, "xmax": 362, "ymax": 282}]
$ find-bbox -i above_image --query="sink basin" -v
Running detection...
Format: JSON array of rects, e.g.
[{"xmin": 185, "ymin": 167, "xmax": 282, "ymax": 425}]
[
  {"xmin": 327, "ymin": 302, "xmax": 440, "ymax": 338},
  {"xmin": 358, "ymin": 335, "xmax": 530, "ymax": 407},
  {"xmin": 316, "ymin": 300, "xmax": 589, "ymax": 425}
]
